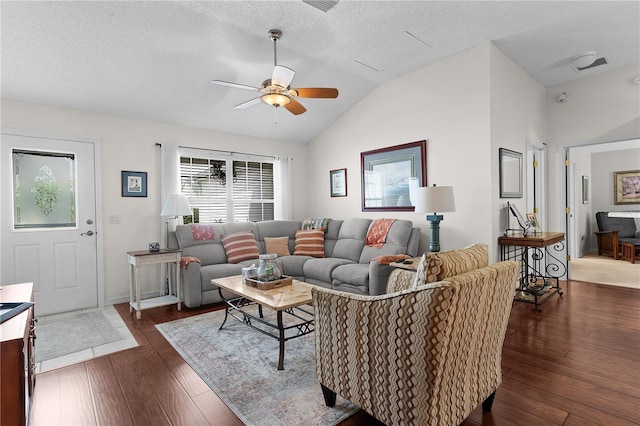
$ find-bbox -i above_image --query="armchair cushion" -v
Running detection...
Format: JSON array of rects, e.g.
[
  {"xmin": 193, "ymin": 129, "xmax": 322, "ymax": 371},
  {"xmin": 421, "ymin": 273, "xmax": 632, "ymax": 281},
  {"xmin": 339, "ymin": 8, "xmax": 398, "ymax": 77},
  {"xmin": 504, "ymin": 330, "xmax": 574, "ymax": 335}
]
[{"xmin": 411, "ymin": 243, "xmax": 489, "ymax": 288}]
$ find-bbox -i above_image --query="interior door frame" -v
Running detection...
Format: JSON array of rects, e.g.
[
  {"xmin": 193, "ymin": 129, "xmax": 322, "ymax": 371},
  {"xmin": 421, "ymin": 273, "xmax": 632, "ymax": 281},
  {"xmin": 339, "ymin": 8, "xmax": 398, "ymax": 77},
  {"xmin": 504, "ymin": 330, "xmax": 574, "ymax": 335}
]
[{"xmin": 1, "ymin": 128, "xmax": 105, "ymax": 309}]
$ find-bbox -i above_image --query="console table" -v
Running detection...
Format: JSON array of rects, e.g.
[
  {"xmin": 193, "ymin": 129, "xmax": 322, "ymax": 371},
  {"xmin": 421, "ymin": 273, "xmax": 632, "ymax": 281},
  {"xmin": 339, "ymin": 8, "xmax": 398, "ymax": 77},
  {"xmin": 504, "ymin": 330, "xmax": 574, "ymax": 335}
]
[
  {"xmin": 127, "ymin": 249, "xmax": 182, "ymax": 320},
  {"xmin": 499, "ymin": 232, "xmax": 566, "ymax": 312}
]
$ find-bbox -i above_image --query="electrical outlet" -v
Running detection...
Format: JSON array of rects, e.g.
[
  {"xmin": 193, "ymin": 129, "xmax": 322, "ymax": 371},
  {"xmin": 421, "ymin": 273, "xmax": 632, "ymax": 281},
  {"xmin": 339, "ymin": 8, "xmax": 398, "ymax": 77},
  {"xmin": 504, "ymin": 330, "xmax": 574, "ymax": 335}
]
[{"xmin": 109, "ymin": 214, "xmax": 121, "ymax": 224}]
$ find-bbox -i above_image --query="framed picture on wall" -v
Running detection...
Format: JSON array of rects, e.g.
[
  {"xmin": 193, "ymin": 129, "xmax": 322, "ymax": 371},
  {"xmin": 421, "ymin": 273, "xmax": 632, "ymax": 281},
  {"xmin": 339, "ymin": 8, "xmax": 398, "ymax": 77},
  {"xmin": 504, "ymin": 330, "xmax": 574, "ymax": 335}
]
[
  {"xmin": 499, "ymin": 148, "xmax": 523, "ymax": 198},
  {"xmin": 330, "ymin": 168, "xmax": 347, "ymax": 197},
  {"xmin": 122, "ymin": 171, "xmax": 148, "ymax": 197},
  {"xmin": 360, "ymin": 140, "xmax": 426, "ymax": 211},
  {"xmin": 614, "ymin": 170, "xmax": 640, "ymax": 205}
]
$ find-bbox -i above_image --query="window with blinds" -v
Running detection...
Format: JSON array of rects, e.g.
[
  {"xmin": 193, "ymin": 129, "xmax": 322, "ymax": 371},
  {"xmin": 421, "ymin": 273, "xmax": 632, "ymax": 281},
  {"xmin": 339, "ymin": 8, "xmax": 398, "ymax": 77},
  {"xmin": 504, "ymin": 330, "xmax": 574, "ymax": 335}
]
[{"xmin": 180, "ymin": 155, "xmax": 274, "ymax": 223}]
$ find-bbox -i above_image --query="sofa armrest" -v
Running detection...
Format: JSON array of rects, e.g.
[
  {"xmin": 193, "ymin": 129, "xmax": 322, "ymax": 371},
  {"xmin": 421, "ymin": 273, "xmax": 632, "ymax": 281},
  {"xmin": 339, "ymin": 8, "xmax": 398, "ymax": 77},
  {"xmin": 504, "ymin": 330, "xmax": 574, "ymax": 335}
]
[
  {"xmin": 367, "ymin": 262, "xmax": 396, "ymax": 295},
  {"xmin": 180, "ymin": 261, "xmax": 203, "ymax": 308},
  {"xmin": 594, "ymin": 230, "xmax": 620, "ymax": 258}
]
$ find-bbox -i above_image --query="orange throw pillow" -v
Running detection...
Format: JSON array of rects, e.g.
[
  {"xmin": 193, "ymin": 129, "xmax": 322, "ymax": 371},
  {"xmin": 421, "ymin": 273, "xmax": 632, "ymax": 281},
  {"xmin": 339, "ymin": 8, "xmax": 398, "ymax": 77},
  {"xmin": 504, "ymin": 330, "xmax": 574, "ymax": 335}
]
[
  {"xmin": 221, "ymin": 231, "xmax": 260, "ymax": 263},
  {"xmin": 265, "ymin": 236, "xmax": 291, "ymax": 257},
  {"xmin": 294, "ymin": 229, "xmax": 325, "ymax": 258}
]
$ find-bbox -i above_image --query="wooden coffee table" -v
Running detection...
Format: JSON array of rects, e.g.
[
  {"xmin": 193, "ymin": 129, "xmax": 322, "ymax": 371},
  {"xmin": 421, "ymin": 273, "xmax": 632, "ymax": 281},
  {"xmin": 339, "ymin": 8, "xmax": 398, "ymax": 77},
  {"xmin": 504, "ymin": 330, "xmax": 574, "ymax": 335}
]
[{"xmin": 212, "ymin": 275, "xmax": 315, "ymax": 370}]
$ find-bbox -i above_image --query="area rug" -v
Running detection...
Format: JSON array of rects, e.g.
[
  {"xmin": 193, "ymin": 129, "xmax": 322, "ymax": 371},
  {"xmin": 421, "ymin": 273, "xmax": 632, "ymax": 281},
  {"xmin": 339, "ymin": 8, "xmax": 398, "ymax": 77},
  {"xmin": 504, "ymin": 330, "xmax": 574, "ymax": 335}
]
[
  {"xmin": 35, "ymin": 306, "xmax": 137, "ymax": 363},
  {"xmin": 156, "ymin": 307, "xmax": 359, "ymax": 426}
]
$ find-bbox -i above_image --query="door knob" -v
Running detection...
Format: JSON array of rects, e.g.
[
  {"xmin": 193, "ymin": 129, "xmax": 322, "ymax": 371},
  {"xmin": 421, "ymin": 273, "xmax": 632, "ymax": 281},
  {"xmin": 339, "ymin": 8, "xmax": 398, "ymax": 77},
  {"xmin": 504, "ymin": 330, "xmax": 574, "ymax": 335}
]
[{"xmin": 81, "ymin": 230, "xmax": 95, "ymax": 236}]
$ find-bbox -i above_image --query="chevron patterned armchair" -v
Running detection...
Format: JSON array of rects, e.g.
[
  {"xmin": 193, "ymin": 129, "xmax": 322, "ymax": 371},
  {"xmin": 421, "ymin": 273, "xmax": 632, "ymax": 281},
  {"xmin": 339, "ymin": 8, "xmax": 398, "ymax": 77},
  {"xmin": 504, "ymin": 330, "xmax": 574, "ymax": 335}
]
[{"xmin": 312, "ymin": 259, "xmax": 520, "ymax": 426}]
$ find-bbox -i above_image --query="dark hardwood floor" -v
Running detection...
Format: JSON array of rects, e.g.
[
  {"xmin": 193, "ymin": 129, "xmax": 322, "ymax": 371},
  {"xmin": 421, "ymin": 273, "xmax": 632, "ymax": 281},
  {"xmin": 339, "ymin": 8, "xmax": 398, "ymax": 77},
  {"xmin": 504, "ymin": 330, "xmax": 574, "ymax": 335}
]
[{"xmin": 30, "ymin": 280, "xmax": 640, "ymax": 425}]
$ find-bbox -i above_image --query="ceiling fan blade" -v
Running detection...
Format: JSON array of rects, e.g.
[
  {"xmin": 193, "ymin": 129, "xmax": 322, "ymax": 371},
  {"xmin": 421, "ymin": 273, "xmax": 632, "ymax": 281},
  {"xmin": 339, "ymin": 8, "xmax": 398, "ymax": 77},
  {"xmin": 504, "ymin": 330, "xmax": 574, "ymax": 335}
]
[
  {"xmin": 284, "ymin": 98, "xmax": 307, "ymax": 115},
  {"xmin": 212, "ymin": 80, "xmax": 260, "ymax": 91},
  {"xmin": 272, "ymin": 65, "xmax": 295, "ymax": 88},
  {"xmin": 291, "ymin": 88, "xmax": 339, "ymax": 98},
  {"xmin": 235, "ymin": 97, "xmax": 263, "ymax": 109}
]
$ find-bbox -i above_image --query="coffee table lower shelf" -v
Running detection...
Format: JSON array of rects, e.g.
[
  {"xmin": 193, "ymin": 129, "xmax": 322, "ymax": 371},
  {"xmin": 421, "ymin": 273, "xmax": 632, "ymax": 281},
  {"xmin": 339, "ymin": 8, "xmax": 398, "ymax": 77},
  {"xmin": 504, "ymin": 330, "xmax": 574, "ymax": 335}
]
[{"xmin": 217, "ymin": 288, "xmax": 315, "ymax": 370}]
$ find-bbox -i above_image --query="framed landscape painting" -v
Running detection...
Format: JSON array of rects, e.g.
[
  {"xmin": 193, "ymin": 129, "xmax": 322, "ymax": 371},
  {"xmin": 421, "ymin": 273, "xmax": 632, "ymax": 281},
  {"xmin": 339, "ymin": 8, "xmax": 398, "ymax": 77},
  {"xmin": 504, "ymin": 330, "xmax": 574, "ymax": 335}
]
[{"xmin": 360, "ymin": 140, "xmax": 426, "ymax": 212}]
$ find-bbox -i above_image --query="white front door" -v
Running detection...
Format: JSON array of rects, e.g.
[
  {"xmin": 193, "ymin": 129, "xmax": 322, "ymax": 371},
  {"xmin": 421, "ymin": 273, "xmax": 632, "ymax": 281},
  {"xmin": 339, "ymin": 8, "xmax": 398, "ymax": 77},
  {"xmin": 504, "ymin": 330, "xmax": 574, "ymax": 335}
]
[{"xmin": 1, "ymin": 131, "xmax": 98, "ymax": 315}]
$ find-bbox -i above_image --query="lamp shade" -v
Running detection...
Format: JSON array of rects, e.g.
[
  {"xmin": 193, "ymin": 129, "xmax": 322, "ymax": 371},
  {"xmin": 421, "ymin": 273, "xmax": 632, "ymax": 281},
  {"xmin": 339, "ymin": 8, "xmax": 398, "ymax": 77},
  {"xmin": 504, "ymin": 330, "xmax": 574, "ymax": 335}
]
[
  {"xmin": 161, "ymin": 194, "xmax": 192, "ymax": 217},
  {"xmin": 414, "ymin": 185, "xmax": 455, "ymax": 214}
]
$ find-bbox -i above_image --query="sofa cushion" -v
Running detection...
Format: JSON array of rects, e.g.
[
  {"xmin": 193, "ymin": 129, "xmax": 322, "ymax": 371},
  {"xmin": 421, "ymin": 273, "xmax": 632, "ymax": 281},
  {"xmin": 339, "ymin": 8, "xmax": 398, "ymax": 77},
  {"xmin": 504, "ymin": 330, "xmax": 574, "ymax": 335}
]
[
  {"xmin": 294, "ymin": 229, "xmax": 325, "ymax": 258},
  {"xmin": 265, "ymin": 236, "xmax": 291, "ymax": 257},
  {"xmin": 359, "ymin": 220, "xmax": 414, "ymax": 263},
  {"xmin": 221, "ymin": 231, "xmax": 260, "ymax": 264},
  {"xmin": 201, "ymin": 264, "xmax": 245, "ymax": 292},
  {"xmin": 277, "ymin": 255, "xmax": 313, "ymax": 278},
  {"xmin": 596, "ymin": 212, "xmax": 637, "ymax": 238},
  {"xmin": 332, "ymin": 218, "xmax": 371, "ymax": 261},
  {"xmin": 332, "ymin": 263, "xmax": 370, "ymax": 287},
  {"xmin": 175, "ymin": 223, "xmax": 227, "ymax": 265},
  {"xmin": 304, "ymin": 257, "xmax": 355, "ymax": 283}
]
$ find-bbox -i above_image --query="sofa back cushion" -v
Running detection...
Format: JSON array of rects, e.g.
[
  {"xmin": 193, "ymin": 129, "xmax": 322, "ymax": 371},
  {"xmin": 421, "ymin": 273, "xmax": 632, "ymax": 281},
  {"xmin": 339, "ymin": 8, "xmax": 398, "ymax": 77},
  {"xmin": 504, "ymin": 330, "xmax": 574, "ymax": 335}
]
[
  {"xmin": 412, "ymin": 243, "xmax": 489, "ymax": 288},
  {"xmin": 256, "ymin": 220, "xmax": 302, "ymax": 254},
  {"xmin": 331, "ymin": 218, "xmax": 371, "ymax": 262},
  {"xmin": 596, "ymin": 212, "xmax": 637, "ymax": 238},
  {"xmin": 359, "ymin": 220, "xmax": 415, "ymax": 263},
  {"xmin": 323, "ymin": 220, "xmax": 343, "ymax": 256},
  {"xmin": 175, "ymin": 223, "xmax": 227, "ymax": 265}
]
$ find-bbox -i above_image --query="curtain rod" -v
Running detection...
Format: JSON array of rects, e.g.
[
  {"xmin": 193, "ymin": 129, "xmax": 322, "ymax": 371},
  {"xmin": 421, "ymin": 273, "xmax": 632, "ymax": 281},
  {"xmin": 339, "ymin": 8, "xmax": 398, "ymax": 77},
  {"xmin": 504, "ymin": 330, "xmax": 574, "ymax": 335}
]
[{"xmin": 155, "ymin": 142, "xmax": 275, "ymax": 159}]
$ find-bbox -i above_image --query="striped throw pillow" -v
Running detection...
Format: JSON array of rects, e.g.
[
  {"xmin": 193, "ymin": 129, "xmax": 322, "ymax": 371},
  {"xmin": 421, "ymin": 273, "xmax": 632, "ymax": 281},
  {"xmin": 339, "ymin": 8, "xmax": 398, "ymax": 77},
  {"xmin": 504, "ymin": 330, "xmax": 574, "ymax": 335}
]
[
  {"xmin": 221, "ymin": 231, "xmax": 260, "ymax": 264},
  {"xmin": 294, "ymin": 229, "xmax": 325, "ymax": 258}
]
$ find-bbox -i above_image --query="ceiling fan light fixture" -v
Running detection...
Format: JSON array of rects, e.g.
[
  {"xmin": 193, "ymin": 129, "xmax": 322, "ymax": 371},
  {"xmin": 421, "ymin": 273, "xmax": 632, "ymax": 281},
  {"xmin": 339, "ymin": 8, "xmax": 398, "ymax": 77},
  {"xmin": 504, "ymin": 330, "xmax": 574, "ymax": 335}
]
[{"xmin": 262, "ymin": 93, "xmax": 291, "ymax": 107}]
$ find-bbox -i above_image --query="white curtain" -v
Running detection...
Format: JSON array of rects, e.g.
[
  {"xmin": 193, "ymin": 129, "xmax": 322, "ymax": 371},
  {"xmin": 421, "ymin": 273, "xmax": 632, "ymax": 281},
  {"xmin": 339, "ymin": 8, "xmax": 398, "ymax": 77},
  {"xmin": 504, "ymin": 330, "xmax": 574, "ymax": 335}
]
[
  {"xmin": 160, "ymin": 143, "xmax": 181, "ymax": 246},
  {"xmin": 274, "ymin": 155, "xmax": 293, "ymax": 220},
  {"xmin": 160, "ymin": 143, "xmax": 180, "ymax": 289}
]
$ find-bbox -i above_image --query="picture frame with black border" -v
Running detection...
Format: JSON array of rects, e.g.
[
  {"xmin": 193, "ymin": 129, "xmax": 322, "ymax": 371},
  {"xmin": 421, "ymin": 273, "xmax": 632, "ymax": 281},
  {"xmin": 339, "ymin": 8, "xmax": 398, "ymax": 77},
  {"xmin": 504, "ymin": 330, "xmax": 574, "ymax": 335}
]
[
  {"xmin": 360, "ymin": 140, "xmax": 427, "ymax": 211},
  {"xmin": 122, "ymin": 171, "xmax": 148, "ymax": 197},
  {"xmin": 330, "ymin": 168, "xmax": 347, "ymax": 197}
]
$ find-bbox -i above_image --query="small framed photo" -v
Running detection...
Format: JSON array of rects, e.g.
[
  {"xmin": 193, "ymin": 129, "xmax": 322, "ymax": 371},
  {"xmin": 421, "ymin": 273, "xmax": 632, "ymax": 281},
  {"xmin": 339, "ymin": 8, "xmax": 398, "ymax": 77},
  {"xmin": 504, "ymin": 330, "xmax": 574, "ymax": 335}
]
[
  {"xmin": 330, "ymin": 168, "xmax": 347, "ymax": 197},
  {"xmin": 526, "ymin": 213, "xmax": 540, "ymax": 231},
  {"xmin": 122, "ymin": 171, "xmax": 147, "ymax": 197}
]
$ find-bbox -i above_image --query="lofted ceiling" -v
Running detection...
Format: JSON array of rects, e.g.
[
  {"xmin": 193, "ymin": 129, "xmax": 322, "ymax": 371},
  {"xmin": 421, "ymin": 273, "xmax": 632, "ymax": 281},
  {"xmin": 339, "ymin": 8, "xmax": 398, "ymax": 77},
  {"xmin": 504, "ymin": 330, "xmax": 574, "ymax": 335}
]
[{"xmin": 1, "ymin": 1, "xmax": 638, "ymax": 144}]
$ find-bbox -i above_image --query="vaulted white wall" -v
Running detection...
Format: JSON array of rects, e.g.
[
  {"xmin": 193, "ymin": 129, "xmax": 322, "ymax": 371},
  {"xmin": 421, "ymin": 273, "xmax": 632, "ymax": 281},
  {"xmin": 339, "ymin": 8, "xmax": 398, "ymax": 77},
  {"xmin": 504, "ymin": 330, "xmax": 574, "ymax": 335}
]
[{"xmin": 307, "ymin": 43, "xmax": 547, "ymax": 261}]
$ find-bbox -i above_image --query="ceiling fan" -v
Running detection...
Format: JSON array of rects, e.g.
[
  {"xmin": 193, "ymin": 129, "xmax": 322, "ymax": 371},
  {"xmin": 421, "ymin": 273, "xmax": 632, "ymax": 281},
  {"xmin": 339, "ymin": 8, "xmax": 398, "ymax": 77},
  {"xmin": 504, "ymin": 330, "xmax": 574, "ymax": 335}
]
[{"xmin": 211, "ymin": 29, "xmax": 338, "ymax": 115}]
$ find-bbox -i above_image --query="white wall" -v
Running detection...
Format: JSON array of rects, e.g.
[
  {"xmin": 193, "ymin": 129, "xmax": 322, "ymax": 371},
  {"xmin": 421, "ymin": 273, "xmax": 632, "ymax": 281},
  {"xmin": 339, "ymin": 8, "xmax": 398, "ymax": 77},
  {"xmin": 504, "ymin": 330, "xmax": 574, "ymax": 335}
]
[
  {"xmin": 1, "ymin": 99, "xmax": 309, "ymax": 304},
  {"xmin": 545, "ymin": 64, "xmax": 640, "ymax": 234},
  {"xmin": 489, "ymin": 45, "xmax": 547, "ymax": 256},
  {"xmin": 306, "ymin": 43, "xmax": 547, "ymax": 262},
  {"xmin": 307, "ymin": 44, "xmax": 493, "ymax": 256}
]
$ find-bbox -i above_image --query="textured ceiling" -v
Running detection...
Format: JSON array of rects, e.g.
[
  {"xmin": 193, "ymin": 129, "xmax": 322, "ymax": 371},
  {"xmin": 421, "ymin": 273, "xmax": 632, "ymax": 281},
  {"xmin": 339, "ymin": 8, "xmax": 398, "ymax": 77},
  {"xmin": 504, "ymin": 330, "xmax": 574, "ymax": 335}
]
[{"xmin": 1, "ymin": 1, "xmax": 638, "ymax": 144}]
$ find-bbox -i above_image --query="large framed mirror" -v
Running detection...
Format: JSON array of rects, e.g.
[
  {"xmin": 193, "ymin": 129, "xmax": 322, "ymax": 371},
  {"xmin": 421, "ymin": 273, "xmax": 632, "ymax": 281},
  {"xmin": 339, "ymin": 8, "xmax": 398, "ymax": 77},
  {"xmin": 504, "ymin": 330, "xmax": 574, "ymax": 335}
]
[{"xmin": 499, "ymin": 148, "xmax": 523, "ymax": 198}]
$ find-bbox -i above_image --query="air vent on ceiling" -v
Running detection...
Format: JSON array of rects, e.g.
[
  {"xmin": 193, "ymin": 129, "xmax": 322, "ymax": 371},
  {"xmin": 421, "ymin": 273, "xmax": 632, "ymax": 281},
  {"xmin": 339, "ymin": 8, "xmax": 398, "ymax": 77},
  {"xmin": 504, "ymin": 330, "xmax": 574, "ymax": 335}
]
[
  {"xmin": 573, "ymin": 57, "xmax": 608, "ymax": 72},
  {"xmin": 303, "ymin": 0, "xmax": 339, "ymax": 13}
]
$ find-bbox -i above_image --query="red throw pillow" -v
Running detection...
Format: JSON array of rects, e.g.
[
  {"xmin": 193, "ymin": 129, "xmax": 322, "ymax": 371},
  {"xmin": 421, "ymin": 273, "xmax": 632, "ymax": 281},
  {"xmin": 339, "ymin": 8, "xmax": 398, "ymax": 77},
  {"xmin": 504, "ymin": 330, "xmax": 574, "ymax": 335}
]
[
  {"xmin": 294, "ymin": 229, "xmax": 325, "ymax": 258},
  {"xmin": 221, "ymin": 231, "xmax": 260, "ymax": 263}
]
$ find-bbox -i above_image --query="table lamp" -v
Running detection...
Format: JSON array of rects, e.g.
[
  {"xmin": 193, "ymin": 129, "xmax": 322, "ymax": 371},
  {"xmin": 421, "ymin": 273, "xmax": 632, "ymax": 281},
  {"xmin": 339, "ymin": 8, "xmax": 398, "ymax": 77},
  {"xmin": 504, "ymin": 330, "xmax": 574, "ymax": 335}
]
[{"xmin": 415, "ymin": 184, "xmax": 456, "ymax": 252}]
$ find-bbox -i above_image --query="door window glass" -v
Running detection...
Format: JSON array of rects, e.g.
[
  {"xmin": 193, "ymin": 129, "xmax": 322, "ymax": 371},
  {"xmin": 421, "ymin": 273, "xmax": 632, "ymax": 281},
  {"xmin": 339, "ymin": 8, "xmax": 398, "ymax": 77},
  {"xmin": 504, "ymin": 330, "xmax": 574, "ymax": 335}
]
[{"xmin": 12, "ymin": 149, "xmax": 76, "ymax": 229}]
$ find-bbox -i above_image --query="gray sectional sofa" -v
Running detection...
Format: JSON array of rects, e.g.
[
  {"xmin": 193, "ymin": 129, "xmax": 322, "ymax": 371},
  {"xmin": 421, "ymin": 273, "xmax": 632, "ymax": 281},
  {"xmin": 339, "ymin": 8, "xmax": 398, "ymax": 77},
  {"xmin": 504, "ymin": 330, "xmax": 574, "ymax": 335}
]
[{"xmin": 173, "ymin": 218, "xmax": 420, "ymax": 308}]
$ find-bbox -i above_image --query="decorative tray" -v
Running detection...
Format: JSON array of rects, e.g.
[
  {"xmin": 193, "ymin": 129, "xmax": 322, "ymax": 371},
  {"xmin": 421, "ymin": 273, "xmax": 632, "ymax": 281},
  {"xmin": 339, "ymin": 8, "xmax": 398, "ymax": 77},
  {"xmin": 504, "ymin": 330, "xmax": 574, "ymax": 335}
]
[{"xmin": 246, "ymin": 275, "xmax": 293, "ymax": 290}]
